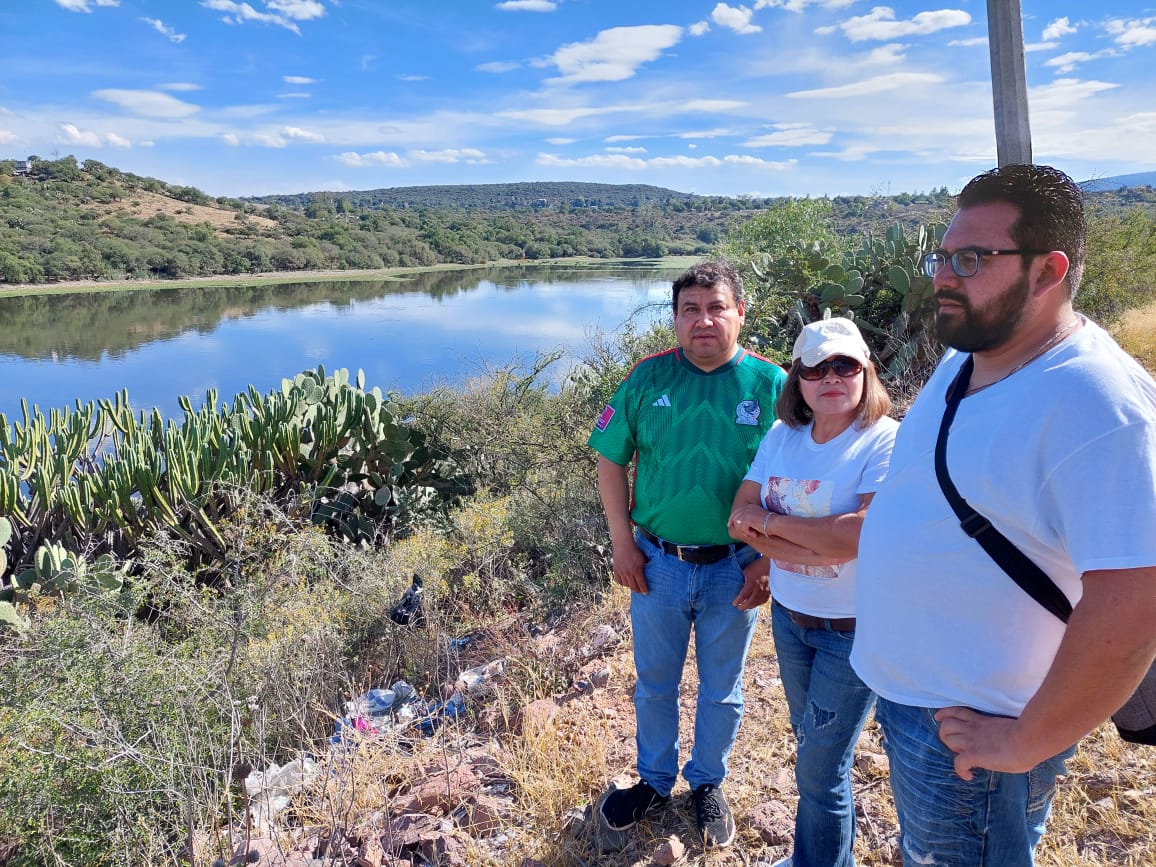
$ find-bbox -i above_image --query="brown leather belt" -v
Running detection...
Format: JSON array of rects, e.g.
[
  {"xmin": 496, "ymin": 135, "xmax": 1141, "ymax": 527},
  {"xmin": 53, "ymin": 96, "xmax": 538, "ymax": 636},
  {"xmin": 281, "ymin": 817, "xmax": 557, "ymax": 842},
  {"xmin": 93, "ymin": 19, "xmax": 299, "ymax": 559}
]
[
  {"xmin": 785, "ymin": 607, "xmax": 856, "ymax": 632},
  {"xmin": 639, "ymin": 528, "xmax": 745, "ymax": 565}
]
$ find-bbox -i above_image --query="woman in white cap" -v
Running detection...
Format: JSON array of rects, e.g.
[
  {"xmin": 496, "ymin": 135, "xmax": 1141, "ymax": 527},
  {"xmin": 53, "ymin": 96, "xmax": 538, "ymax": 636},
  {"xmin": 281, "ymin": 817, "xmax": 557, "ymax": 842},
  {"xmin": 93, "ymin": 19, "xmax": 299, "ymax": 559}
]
[{"xmin": 728, "ymin": 317, "xmax": 897, "ymax": 867}]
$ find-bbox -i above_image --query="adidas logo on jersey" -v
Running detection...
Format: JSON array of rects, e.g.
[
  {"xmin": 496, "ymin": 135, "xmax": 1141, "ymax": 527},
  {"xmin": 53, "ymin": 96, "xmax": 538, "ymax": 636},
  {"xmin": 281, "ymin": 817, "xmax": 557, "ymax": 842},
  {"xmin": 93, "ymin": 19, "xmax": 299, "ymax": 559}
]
[{"xmin": 652, "ymin": 394, "xmax": 671, "ymax": 407}]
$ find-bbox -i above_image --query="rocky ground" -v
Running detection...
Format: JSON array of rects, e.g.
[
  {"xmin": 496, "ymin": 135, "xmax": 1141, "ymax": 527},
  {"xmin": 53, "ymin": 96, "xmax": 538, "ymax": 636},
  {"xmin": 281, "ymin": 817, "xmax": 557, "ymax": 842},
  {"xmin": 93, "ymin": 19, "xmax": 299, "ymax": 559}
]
[{"xmin": 212, "ymin": 593, "xmax": 1154, "ymax": 867}]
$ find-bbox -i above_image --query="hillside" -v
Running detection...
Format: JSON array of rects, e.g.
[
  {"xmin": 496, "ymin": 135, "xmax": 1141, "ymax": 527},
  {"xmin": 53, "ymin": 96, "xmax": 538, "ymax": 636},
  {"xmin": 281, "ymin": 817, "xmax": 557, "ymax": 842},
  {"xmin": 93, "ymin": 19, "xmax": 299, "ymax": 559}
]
[
  {"xmin": 2, "ymin": 155, "xmax": 1153, "ymax": 287},
  {"xmin": 1081, "ymin": 171, "xmax": 1156, "ymax": 193},
  {"xmin": 247, "ymin": 181, "xmax": 701, "ymax": 212}
]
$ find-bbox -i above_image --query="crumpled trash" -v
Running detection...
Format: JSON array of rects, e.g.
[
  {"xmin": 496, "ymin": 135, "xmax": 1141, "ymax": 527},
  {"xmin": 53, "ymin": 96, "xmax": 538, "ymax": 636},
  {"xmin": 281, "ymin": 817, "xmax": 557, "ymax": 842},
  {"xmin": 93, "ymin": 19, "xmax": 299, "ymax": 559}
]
[
  {"xmin": 389, "ymin": 574, "xmax": 424, "ymax": 625},
  {"xmin": 330, "ymin": 679, "xmax": 468, "ymax": 745},
  {"xmin": 244, "ymin": 756, "xmax": 319, "ymax": 831},
  {"xmin": 455, "ymin": 658, "xmax": 507, "ymax": 694}
]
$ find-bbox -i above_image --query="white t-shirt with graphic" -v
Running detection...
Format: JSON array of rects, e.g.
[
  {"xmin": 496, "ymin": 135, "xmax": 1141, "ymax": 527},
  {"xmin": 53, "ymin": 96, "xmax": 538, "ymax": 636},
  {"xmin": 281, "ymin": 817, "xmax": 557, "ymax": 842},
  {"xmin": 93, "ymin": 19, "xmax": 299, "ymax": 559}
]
[{"xmin": 743, "ymin": 416, "xmax": 898, "ymax": 618}]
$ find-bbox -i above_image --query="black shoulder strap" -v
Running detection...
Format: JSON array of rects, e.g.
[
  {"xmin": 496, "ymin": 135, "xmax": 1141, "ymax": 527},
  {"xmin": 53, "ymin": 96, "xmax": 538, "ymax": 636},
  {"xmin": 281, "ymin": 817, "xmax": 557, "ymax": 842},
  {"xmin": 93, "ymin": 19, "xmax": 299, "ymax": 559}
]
[{"xmin": 934, "ymin": 355, "xmax": 1073, "ymax": 624}]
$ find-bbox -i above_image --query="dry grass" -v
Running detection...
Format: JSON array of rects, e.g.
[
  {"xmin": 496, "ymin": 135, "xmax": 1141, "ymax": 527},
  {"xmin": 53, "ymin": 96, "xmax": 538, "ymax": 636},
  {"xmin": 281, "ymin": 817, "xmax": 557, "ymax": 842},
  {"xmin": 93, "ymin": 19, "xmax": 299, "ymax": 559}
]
[
  {"xmin": 85, "ymin": 188, "xmax": 278, "ymax": 232},
  {"xmin": 1114, "ymin": 298, "xmax": 1156, "ymax": 374},
  {"xmin": 484, "ymin": 585, "xmax": 1156, "ymax": 866}
]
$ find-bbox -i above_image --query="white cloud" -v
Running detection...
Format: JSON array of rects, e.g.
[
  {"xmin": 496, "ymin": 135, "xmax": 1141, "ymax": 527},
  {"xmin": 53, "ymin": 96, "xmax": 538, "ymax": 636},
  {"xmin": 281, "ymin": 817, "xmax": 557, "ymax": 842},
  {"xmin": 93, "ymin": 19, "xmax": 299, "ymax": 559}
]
[
  {"xmin": 863, "ymin": 43, "xmax": 906, "ymax": 64},
  {"xmin": 277, "ymin": 92, "xmax": 312, "ymax": 99},
  {"xmin": 1044, "ymin": 51, "xmax": 1115, "ymax": 74},
  {"xmin": 537, "ymin": 152, "xmax": 795, "ymax": 170},
  {"xmin": 689, "ymin": 21, "xmax": 711, "ymax": 36},
  {"xmin": 54, "ymin": 0, "xmax": 118, "ymax": 11},
  {"xmin": 948, "ymin": 37, "xmax": 988, "ymax": 47},
  {"xmin": 1025, "ymin": 41, "xmax": 1059, "ymax": 53},
  {"xmin": 677, "ymin": 128, "xmax": 731, "ymax": 139},
  {"xmin": 787, "ymin": 72, "xmax": 942, "ymax": 99},
  {"xmin": 547, "ymin": 25, "xmax": 683, "ymax": 84},
  {"xmin": 142, "ymin": 17, "xmax": 186, "ymax": 43},
  {"xmin": 712, "ymin": 3, "xmax": 761, "ymax": 35},
  {"xmin": 399, "ymin": 75, "xmax": 428, "ymax": 82},
  {"xmin": 222, "ymin": 133, "xmax": 240, "ymax": 146},
  {"xmin": 477, "ymin": 61, "xmax": 520, "ymax": 73},
  {"xmin": 606, "ymin": 145, "xmax": 647, "ymax": 153},
  {"xmin": 0, "ymin": 131, "xmax": 18, "ymax": 144},
  {"xmin": 605, "ymin": 135, "xmax": 644, "ymax": 142},
  {"xmin": 283, "ymin": 75, "xmax": 316, "ymax": 85},
  {"xmin": 281, "ymin": 126, "xmax": 325, "ymax": 142},
  {"xmin": 496, "ymin": 0, "xmax": 557, "ymax": 10},
  {"xmin": 106, "ymin": 132, "xmax": 132, "ymax": 148},
  {"xmin": 744, "ymin": 122, "xmax": 833, "ymax": 147},
  {"xmin": 92, "ymin": 89, "xmax": 201, "ymax": 118},
  {"xmin": 200, "ymin": 0, "xmax": 325, "ymax": 35},
  {"xmin": 1104, "ymin": 17, "xmax": 1156, "ymax": 48},
  {"xmin": 755, "ymin": 0, "xmax": 855, "ymax": 11},
  {"xmin": 158, "ymin": 82, "xmax": 202, "ymax": 92},
  {"xmin": 1030, "ymin": 77, "xmax": 1119, "ymax": 109},
  {"xmin": 682, "ymin": 99, "xmax": 746, "ymax": 112},
  {"xmin": 409, "ymin": 148, "xmax": 489, "ymax": 163},
  {"xmin": 545, "ymin": 137, "xmax": 575, "ymax": 144},
  {"xmin": 1042, "ymin": 17, "xmax": 1077, "ymax": 41},
  {"xmin": 267, "ymin": 0, "xmax": 325, "ymax": 18},
  {"xmin": 834, "ymin": 7, "xmax": 971, "ymax": 43},
  {"xmin": 335, "ymin": 150, "xmax": 409, "ymax": 167},
  {"xmin": 58, "ymin": 123, "xmax": 102, "ymax": 147}
]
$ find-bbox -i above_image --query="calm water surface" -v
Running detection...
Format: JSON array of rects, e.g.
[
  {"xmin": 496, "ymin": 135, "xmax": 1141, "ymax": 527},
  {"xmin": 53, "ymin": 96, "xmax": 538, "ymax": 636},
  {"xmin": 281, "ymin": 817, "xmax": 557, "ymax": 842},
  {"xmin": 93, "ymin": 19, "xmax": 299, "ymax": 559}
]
[{"xmin": 0, "ymin": 262, "xmax": 678, "ymax": 422}]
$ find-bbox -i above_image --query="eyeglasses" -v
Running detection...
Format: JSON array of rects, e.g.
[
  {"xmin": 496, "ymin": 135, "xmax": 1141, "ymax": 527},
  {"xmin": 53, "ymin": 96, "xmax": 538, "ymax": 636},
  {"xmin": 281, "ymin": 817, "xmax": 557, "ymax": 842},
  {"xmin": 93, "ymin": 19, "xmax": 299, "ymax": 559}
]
[
  {"xmin": 798, "ymin": 356, "xmax": 863, "ymax": 381},
  {"xmin": 920, "ymin": 248, "xmax": 1049, "ymax": 278}
]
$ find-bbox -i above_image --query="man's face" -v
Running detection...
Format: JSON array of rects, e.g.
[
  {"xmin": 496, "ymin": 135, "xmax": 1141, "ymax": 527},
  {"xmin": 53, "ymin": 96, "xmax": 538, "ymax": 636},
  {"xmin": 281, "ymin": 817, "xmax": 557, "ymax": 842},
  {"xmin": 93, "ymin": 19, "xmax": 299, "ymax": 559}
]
[
  {"xmin": 673, "ymin": 283, "xmax": 745, "ymax": 371},
  {"xmin": 934, "ymin": 201, "xmax": 1032, "ymax": 353}
]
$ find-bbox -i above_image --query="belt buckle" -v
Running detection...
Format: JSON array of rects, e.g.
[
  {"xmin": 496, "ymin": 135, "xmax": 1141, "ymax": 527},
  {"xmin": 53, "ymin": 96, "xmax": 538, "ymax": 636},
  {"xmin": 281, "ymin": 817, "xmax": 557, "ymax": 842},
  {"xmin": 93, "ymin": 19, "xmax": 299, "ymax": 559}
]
[{"xmin": 674, "ymin": 544, "xmax": 691, "ymax": 562}]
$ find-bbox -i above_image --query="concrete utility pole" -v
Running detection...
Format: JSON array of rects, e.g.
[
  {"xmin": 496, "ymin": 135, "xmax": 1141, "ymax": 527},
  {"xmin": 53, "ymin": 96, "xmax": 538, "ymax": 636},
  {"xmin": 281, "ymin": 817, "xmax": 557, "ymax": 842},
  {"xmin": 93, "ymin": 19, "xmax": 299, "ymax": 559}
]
[{"xmin": 987, "ymin": 0, "xmax": 1032, "ymax": 165}]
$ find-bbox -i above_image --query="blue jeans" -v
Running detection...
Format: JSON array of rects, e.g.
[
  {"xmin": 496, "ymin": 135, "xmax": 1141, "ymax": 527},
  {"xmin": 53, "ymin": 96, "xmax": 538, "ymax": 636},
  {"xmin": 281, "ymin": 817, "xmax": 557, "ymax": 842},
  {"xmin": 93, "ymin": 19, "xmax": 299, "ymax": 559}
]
[
  {"xmin": 629, "ymin": 528, "xmax": 760, "ymax": 795},
  {"xmin": 875, "ymin": 698, "xmax": 1076, "ymax": 866},
  {"xmin": 771, "ymin": 600, "xmax": 875, "ymax": 867}
]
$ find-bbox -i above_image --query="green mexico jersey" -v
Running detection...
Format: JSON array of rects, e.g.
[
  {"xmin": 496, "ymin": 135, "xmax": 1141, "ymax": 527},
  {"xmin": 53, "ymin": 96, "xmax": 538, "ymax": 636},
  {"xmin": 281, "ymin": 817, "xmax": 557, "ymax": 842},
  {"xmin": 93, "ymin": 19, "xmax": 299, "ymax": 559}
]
[{"xmin": 588, "ymin": 347, "xmax": 785, "ymax": 546}]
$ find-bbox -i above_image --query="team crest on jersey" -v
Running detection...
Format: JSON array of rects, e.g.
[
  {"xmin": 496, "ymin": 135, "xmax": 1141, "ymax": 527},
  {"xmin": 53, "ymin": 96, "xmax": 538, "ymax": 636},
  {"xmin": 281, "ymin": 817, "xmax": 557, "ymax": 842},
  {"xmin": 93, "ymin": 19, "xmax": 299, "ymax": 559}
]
[
  {"xmin": 595, "ymin": 404, "xmax": 615, "ymax": 431},
  {"xmin": 735, "ymin": 399, "xmax": 760, "ymax": 426}
]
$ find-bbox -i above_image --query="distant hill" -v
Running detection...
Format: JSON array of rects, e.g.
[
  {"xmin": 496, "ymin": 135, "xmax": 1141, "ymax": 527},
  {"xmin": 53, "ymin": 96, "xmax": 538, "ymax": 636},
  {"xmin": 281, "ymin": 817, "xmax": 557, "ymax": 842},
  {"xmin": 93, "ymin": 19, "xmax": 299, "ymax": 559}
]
[
  {"xmin": 246, "ymin": 181, "xmax": 705, "ymax": 212},
  {"xmin": 1080, "ymin": 171, "xmax": 1156, "ymax": 192}
]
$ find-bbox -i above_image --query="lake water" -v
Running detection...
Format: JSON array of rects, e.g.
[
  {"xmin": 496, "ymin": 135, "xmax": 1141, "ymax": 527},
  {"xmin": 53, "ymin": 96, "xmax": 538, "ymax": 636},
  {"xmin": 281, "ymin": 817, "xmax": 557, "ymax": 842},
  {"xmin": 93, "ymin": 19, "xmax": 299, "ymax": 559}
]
[{"xmin": 0, "ymin": 262, "xmax": 680, "ymax": 423}]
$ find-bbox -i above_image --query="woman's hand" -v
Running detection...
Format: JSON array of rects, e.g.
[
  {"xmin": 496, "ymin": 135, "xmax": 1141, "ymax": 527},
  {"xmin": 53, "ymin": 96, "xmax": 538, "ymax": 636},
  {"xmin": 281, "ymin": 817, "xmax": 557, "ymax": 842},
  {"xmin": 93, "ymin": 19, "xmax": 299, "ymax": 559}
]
[{"xmin": 728, "ymin": 504, "xmax": 773, "ymax": 541}]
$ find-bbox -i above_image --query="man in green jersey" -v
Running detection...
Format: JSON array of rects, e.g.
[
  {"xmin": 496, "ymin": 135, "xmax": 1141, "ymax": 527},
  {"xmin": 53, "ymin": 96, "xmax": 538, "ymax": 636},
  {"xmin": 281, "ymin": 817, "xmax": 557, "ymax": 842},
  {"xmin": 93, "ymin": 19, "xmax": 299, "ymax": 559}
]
[{"xmin": 588, "ymin": 259, "xmax": 786, "ymax": 849}]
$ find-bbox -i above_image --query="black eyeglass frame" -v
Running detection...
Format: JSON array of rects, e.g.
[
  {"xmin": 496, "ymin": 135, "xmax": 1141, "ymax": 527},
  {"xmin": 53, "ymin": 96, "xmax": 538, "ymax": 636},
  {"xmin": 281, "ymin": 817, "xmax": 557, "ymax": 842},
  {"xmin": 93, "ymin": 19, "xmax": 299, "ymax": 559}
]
[
  {"xmin": 797, "ymin": 356, "xmax": 864, "ymax": 381},
  {"xmin": 920, "ymin": 248, "xmax": 1050, "ymax": 279}
]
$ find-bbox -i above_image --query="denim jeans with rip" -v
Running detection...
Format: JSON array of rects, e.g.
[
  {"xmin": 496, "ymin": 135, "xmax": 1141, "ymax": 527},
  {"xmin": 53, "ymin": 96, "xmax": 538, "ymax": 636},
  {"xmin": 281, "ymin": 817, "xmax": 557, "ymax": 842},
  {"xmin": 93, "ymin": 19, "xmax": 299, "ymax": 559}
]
[{"xmin": 771, "ymin": 599, "xmax": 875, "ymax": 867}]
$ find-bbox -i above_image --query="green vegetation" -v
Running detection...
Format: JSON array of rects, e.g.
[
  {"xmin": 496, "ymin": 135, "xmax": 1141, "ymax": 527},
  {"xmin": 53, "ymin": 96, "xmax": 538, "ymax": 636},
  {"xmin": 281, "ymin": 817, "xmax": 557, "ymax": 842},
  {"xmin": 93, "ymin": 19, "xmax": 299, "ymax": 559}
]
[
  {"xmin": 2, "ymin": 173, "xmax": 1155, "ymax": 865},
  {"xmin": 8, "ymin": 154, "xmax": 1151, "ymax": 288}
]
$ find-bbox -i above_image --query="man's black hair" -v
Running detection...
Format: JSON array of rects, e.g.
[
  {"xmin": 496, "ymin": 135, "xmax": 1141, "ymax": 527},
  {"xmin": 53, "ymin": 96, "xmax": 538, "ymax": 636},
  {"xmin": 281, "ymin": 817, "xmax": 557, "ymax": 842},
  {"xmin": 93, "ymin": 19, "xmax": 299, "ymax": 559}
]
[
  {"xmin": 672, "ymin": 259, "xmax": 744, "ymax": 311},
  {"xmin": 957, "ymin": 164, "xmax": 1087, "ymax": 294}
]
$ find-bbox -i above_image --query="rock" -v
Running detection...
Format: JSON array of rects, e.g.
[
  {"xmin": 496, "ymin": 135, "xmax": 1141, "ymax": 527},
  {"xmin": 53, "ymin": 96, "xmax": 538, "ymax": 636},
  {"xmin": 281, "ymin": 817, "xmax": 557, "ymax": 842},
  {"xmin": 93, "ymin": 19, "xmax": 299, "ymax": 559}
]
[
  {"xmin": 508, "ymin": 697, "xmax": 558, "ymax": 735},
  {"xmin": 654, "ymin": 834, "xmax": 686, "ymax": 865},
  {"xmin": 746, "ymin": 800, "xmax": 795, "ymax": 846},
  {"xmin": 765, "ymin": 767, "xmax": 795, "ymax": 794},
  {"xmin": 451, "ymin": 794, "xmax": 506, "ymax": 837},
  {"xmin": 382, "ymin": 813, "xmax": 441, "ymax": 853},
  {"xmin": 396, "ymin": 762, "xmax": 480, "ymax": 814},
  {"xmin": 854, "ymin": 750, "xmax": 889, "ymax": 777}
]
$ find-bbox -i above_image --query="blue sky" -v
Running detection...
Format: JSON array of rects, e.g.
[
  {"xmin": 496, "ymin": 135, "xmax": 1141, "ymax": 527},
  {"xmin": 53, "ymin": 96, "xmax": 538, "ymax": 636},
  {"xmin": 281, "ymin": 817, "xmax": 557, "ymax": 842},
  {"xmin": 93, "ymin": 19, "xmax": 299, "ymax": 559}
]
[{"xmin": 2, "ymin": 1, "xmax": 1154, "ymax": 199}]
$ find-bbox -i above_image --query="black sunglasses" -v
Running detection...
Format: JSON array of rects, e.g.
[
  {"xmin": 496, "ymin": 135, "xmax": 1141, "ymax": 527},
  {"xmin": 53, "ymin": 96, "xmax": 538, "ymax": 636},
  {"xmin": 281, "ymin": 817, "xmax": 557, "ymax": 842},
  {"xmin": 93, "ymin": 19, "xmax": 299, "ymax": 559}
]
[{"xmin": 798, "ymin": 356, "xmax": 863, "ymax": 381}]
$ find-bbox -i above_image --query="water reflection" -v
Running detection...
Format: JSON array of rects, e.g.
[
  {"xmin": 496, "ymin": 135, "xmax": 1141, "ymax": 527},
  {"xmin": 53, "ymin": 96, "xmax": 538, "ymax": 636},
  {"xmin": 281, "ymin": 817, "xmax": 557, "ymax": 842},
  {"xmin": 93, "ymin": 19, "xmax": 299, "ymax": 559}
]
[{"xmin": 0, "ymin": 262, "xmax": 678, "ymax": 420}]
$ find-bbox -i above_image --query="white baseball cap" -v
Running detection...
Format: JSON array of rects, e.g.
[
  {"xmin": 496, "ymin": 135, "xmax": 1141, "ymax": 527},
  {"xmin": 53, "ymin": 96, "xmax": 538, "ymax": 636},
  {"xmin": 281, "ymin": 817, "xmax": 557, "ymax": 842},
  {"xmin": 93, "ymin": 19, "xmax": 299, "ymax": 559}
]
[{"xmin": 792, "ymin": 317, "xmax": 871, "ymax": 368}]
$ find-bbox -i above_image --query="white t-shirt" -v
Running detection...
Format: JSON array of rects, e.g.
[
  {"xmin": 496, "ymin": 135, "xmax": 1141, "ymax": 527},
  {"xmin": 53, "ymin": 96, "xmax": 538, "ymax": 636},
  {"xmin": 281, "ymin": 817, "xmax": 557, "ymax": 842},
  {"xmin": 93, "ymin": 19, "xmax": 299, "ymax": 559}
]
[
  {"xmin": 852, "ymin": 320, "xmax": 1156, "ymax": 717},
  {"xmin": 743, "ymin": 416, "xmax": 898, "ymax": 618}
]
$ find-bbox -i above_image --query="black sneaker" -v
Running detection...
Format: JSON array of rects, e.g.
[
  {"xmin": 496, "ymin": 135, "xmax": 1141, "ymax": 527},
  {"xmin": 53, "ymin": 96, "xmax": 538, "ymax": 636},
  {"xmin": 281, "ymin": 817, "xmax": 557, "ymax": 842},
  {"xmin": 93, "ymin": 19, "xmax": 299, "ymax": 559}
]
[
  {"xmin": 598, "ymin": 780, "xmax": 670, "ymax": 830},
  {"xmin": 690, "ymin": 783, "xmax": 736, "ymax": 848}
]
